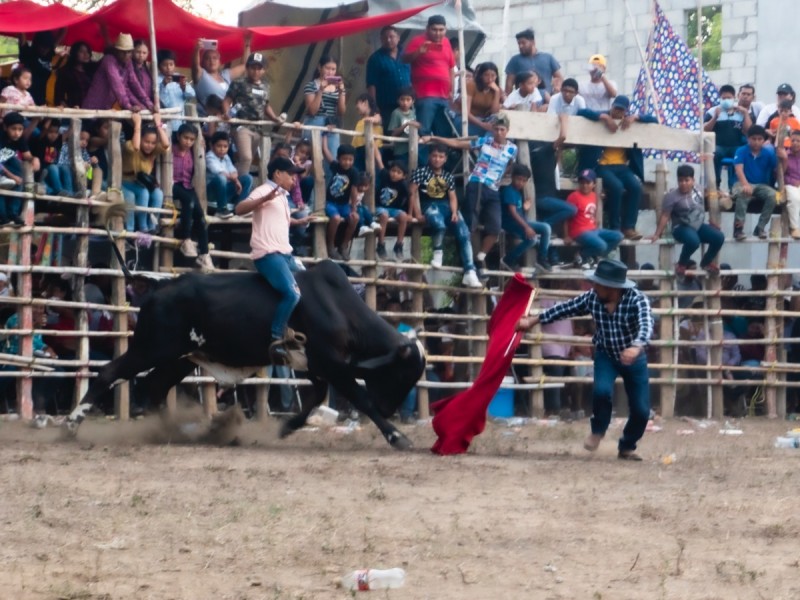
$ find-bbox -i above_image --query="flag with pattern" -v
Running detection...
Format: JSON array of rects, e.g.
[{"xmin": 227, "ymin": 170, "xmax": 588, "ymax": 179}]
[{"xmin": 631, "ymin": 1, "xmax": 719, "ymax": 161}]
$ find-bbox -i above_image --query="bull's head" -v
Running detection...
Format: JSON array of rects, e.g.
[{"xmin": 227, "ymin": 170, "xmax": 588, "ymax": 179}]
[{"xmin": 359, "ymin": 340, "xmax": 426, "ymax": 418}]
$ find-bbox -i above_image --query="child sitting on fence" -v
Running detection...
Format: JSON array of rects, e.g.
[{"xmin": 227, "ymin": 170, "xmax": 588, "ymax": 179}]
[
  {"xmin": 0, "ymin": 111, "xmax": 39, "ymax": 227},
  {"xmin": 566, "ymin": 168, "xmax": 623, "ymax": 268},
  {"xmin": 353, "ymin": 171, "xmax": 381, "ymax": 239},
  {"xmin": 0, "ymin": 66, "xmax": 36, "ymax": 118},
  {"xmin": 387, "ymin": 87, "xmax": 419, "ymax": 167},
  {"xmin": 122, "ymin": 111, "xmax": 169, "ymax": 233},
  {"xmin": 205, "ymin": 131, "xmax": 253, "ymax": 219},
  {"xmin": 172, "ymin": 123, "xmax": 213, "ymax": 271},
  {"xmin": 325, "ymin": 144, "xmax": 360, "ymax": 261},
  {"xmin": 375, "ymin": 161, "xmax": 410, "ymax": 261},
  {"xmin": 48, "ymin": 125, "xmax": 96, "ymax": 200},
  {"xmin": 352, "ymin": 93, "xmax": 384, "ymax": 173},
  {"xmin": 30, "ymin": 118, "xmax": 62, "ymax": 190}
]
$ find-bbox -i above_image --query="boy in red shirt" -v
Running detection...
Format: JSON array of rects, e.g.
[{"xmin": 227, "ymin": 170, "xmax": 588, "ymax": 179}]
[{"xmin": 567, "ymin": 169, "xmax": 623, "ymax": 267}]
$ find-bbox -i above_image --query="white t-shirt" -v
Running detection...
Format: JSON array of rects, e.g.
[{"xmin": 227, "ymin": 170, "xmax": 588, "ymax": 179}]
[
  {"xmin": 579, "ymin": 78, "xmax": 617, "ymax": 111},
  {"xmin": 547, "ymin": 93, "xmax": 586, "ymax": 116},
  {"xmin": 248, "ymin": 181, "xmax": 292, "ymax": 259},
  {"xmin": 502, "ymin": 88, "xmax": 543, "ymax": 112},
  {"xmin": 756, "ymin": 102, "xmax": 800, "ymax": 127}
]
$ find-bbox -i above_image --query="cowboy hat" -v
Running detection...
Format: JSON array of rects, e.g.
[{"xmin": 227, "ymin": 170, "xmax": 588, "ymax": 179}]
[{"xmin": 585, "ymin": 258, "xmax": 636, "ymax": 289}]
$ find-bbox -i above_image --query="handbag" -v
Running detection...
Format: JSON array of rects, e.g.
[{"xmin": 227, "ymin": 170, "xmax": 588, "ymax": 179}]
[{"xmin": 136, "ymin": 171, "xmax": 157, "ymax": 192}]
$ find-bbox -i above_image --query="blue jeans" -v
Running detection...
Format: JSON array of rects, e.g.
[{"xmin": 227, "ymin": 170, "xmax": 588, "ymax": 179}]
[
  {"xmin": 122, "ymin": 180, "xmax": 164, "ymax": 232},
  {"xmin": 0, "ymin": 156, "xmax": 22, "ymax": 221},
  {"xmin": 592, "ymin": 348, "xmax": 650, "ymax": 452},
  {"xmin": 575, "ymin": 229, "xmax": 624, "ymax": 258},
  {"xmin": 423, "ymin": 200, "xmax": 476, "ymax": 272},
  {"xmin": 357, "ymin": 203, "xmax": 374, "ymax": 227},
  {"xmin": 45, "ymin": 164, "xmax": 75, "ymax": 195},
  {"xmin": 535, "ymin": 195, "xmax": 577, "ymax": 227},
  {"xmin": 672, "ymin": 223, "xmax": 725, "ymax": 267},
  {"xmin": 501, "ymin": 219, "xmax": 551, "ymax": 266},
  {"xmin": 416, "ymin": 97, "xmax": 450, "ymax": 164},
  {"xmin": 254, "ymin": 252, "xmax": 301, "ymax": 340},
  {"xmin": 595, "ymin": 165, "xmax": 642, "ymax": 230},
  {"xmin": 206, "ymin": 173, "xmax": 253, "ymax": 212},
  {"xmin": 303, "ymin": 115, "xmax": 340, "ymax": 178}
]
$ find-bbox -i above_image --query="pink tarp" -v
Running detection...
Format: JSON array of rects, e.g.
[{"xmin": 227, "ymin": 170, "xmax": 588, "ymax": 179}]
[{"xmin": 0, "ymin": 0, "xmax": 440, "ymax": 65}]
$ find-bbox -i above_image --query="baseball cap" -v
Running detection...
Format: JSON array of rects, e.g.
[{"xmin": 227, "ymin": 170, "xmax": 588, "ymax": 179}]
[
  {"xmin": 611, "ymin": 95, "xmax": 630, "ymax": 110},
  {"xmin": 578, "ymin": 168, "xmax": 597, "ymax": 182},
  {"xmin": 589, "ymin": 54, "xmax": 607, "ymax": 67},
  {"xmin": 494, "ymin": 113, "xmax": 510, "ymax": 128},
  {"xmin": 267, "ymin": 157, "xmax": 304, "ymax": 179},
  {"xmin": 246, "ymin": 52, "xmax": 265, "ymax": 68},
  {"xmin": 777, "ymin": 83, "xmax": 794, "ymax": 95}
]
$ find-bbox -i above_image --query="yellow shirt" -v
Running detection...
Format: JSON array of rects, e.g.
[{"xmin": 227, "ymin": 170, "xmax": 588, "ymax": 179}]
[
  {"xmin": 122, "ymin": 140, "xmax": 167, "ymax": 180},
  {"xmin": 598, "ymin": 147, "xmax": 627, "ymax": 166},
  {"xmin": 352, "ymin": 118, "xmax": 384, "ymax": 149}
]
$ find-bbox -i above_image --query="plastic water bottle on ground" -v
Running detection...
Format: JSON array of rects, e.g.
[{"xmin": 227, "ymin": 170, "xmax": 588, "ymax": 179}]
[
  {"xmin": 340, "ymin": 568, "xmax": 406, "ymax": 591},
  {"xmin": 774, "ymin": 436, "xmax": 800, "ymax": 449}
]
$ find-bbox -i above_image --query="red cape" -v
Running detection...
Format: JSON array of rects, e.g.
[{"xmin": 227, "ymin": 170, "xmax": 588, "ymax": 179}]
[{"xmin": 431, "ymin": 275, "xmax": 535, "ymax": 455}]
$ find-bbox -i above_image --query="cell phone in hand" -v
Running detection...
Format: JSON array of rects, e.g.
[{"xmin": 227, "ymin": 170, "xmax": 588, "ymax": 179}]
[
  {"xmin": 326, "ymin": 76, "xmax": 342, "ymax": 84},
  {"xmin": 200, "ymin": 39, "xmax": 218, "ymax": 51}
]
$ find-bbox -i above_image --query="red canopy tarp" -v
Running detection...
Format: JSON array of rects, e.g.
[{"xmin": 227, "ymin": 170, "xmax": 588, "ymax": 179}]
[{"xmin": 0, "ymin": 0, "xmax": 440, "ymax": 65}]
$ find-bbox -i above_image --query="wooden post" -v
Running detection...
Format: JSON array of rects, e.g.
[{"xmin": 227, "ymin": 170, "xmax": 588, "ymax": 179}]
[
  {"xmin": 107, "ymin": 121, "xmax": 130, "ymax": 419},
  {"xmin": 70, "ymin": 119, "xmax": 91, "ymax": 406},
  {"xmin": 15, "ymin": 163, "xmax": 34, "ymax": 419},
  {"xmin": 655, "ymin": 162, "xmax": 675, "ymax": 417},
  {"xmin": 764, "ymin": 217, "xmax": 781, "ymax": 418},
  {"xmin": 363, "ymin": 119, "xmax": 376, "ymax": 310},
  {"xmin": 259, "ymin": 134, "xmax": 271, "ymax": 185},
  {"xmin": 159, "ymin": 143, "xmax": 174, "ymax": 271},
  {"xmin": 311, "ymin": 129, "xmax": 327, "ymax": 257}
]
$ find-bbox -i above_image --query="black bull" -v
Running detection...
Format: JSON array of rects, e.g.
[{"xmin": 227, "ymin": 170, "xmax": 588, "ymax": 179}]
[{"xmin": 67, "ymin": 260, "xmax": 425, "ymax": 449}]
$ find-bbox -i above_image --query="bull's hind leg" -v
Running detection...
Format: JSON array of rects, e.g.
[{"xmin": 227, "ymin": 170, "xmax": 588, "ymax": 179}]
[
  {"xmin": 280, "ymin": 374, "xmax": 327, "ymax": 439},
  {"xmin": 66, "ymin": 350, "xmax": 154, "ymax": 431},
  {"xmin": 140, "ymin": 358, "xmax": 197, "ymax": 412}
]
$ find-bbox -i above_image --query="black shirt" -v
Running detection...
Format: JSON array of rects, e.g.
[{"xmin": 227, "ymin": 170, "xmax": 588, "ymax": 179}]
[
  {"xmin": 327, "ymin": 160, "xmax": 357, "ymax": 204},
  {"xmin": 377, "ymin": 169, "xmax": 409, "ymax": 211}
]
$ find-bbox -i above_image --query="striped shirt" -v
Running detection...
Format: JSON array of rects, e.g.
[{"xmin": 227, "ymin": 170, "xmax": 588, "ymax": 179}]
[
  {"xmin": 303, "ymin": 80, "xmax": 340, "ymax": 121},
  {"xmin": 538, "ymin": 288, "xmax": 653, "ymax": 362}
]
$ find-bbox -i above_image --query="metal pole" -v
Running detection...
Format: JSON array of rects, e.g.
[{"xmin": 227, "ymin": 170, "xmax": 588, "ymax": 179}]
[{"xmin": 147, "ymin": 0, "xmax": 160, "ymax": 109}]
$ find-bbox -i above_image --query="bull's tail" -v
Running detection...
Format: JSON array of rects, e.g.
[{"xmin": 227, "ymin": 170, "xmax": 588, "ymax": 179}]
[{"xmin": 99, "ymin": 200, "xmax": 133, "ymax": 280}]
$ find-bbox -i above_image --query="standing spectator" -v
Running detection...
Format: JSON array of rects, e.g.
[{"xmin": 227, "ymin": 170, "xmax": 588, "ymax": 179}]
[
  {"xmin": 225, "ymin": 52, "xmax": 285, "ymax": 177},
  {"xmin": 121, "ymin": 112, "xmax": 169, "ymax": 232},
  {"xmin": 732, "ymin": 125, "xmax": 777, "ymax": 240},
  {"xmin": 402, "ymin": 15, "xmax": 455, "ymax": 141},
  {"xmin": 171, "ymin": 123, "xmax": 213, "ymax": 271},
  {"xmin": 517, "ymin": 259, "xmax": 654, "ymax": 460},
  {"xmin": 386, "ymin": 87, "xmax": 419, "ymax": 167},
  {"xmin": 498, "ymin": 163, "xmax": 552, "ymax": 272},
  {"xmin": 351, "ymin": 93, "xmax": 384, "ymax": 172},
  {"xmin": 704, "ymin": 84, "xmax": 751, "ymax": 189},
  {"xmin": 504, "ymin": 28, "xmax": 562, "ymax": 95},
  {"xmin": 54, "ymin": 41, "xmax": 96, "ymax": 108},
  {"xmin": 303, "ymin": 55, "xmax": 347, "ymax": 167},
  {"xmin": 82, "ymin": 34, "xmax": 154, "ymax": 112},
  {"xmin": 576, "ymin": 95, "xmax": 658, "ymax": 240},
  {"xmin": 424, "ymin": 113, "xmax": 517, "ymax": 272},
  {"xmin": 131, "ymin": 40, "xmax": 153, "ymax": 104},
  {"xmin": 408, "ymin": 143, "xmax": 482, "ymax": 288},
  {"xmin": 650, "ymin": 165, "xmax": 724, "ymax": 275},
  {"xmin": 547, "ymin": 78, "xmax": 586, "ymax": 147},
  {"xmin": 578, "ymin": 54, "xmax": 617, "ymax": 112},
  {"xmin": 566, "ymin": 169, "xmax": 623, "ymax": 267},
  {"xmin": 157, "ymin": 49, "xmax": 196, "ymax": 122},
  {"xmin": 755, "ymin": 83, "xmax": 800, "ymax": 127},
  {"xmin": 366, "ymin": 25, "xmax": 411, "ymax": 128},
  {"xmin": 465, "ymin": 62, "xmax": 503, "ymax": 135},
  {"xmin": 191, "ymin": 39, "xmax": 246, "ymax": 112},
  {"xmin": 778, "ymin": 130, "xmax": 800, "ymax": 238},
  {"xmin": 737, "ymin": 84, "xmax": 763, "ymax": 124},
  {"xmin": 18, "ymin": 30, "xmax": 62, "ymax": 106},
  {"xmin": 205, "ymin": 131, "xmax": 253, "ymax": 218},
  {"xmin": 1, "ymin": 66, "xmax": 36, "ymax": 117}
]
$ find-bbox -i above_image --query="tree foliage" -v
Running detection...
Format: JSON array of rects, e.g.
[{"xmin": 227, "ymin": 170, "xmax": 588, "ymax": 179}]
[{"xmin": 686, "ymin": 5, "xmax": 722, "ymax": 71}]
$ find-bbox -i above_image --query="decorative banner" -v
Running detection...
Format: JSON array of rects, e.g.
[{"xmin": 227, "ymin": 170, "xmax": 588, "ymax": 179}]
[{"xmin": 630, "ymin": 1, "xmax": 720, "ymax": 161}]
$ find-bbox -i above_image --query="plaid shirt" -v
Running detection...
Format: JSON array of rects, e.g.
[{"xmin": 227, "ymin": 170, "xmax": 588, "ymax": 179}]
[{"xmin": 538, "ymin": 288, "xmax": 653, "ymax": 362}]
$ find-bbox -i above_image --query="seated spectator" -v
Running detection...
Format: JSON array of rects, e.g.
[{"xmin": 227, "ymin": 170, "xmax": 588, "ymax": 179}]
[
  {"xmin": 499, "ymin": 163, "xmax": 552, "ymax": 272},
  {"xmin": 191, "ymin": 38, "xmax": 245, "ymax": 114},
  {"xmin": 732, "ymin": 125, "xmax": 777, "ymax": 240},
  {"xmin": 755, "ymin": 83, "xmax": 800, "ymax": 127},
  {"xmin": 650, "ymin": 164, "xmax": 724, "ymax": 275},
  {"xmin": 375, "ymin": 161, "xmax": 411, "ymax": 261},
  {"xmin": 172, "ymin": 123, "xmax": 213, "ymax": 271},
  {"xmin": 768, "ymin": 99, "xmax": 800, "ymax": 147},
  {"xmin": 205, "ymin": 131, "xmax": 253, "ymax": 218},
  {"xmin": 325, "ymin": 144, "xmax": 360, "ymax": 261},
  {"xmin": 704, "ymin": 84, "xmax": 750, "ymax": 189},
  {"xmin": 424, "ymin": 113, "xmax": 517, "ymax": 274},
  {"xmin": 200, "ymin": 94, "xmax": 228, "ymax": 141},
  {"xmin": 387, "ymin": 87, "xmax": 419, "ymax": 167},
  {"xmin": 1, "ymin": 66, "xmax": 36, "ymax": 117},
  {"xmin": 353, "ymin": 172, "xmax": 380, "ymax": 239},
  {"xmin": 351, "ymin": 93, "xmax": 384, "ymax": 172},
  {"xmin": 290, "ymin": 138, "xmax": 314, "ymax": 207},
  {"xmin": 131, "ymin": 39, "xmax": 153, "ymax": 104},
  {"xmin": 742, "ymin": 274, "xmax": 767, "ymax": 313},
  {"xmin": 502, "ymin": 70, "xmax": 545, "ymax": 112},
  {"xmin": 778, "ymin": 130, "xmax": 800, "ymax": 238},
  {"xmin": 566, "ymin": 168, "xmax": 622, "ymax": 267},
  {"xmin": 30, "ymin": 118, "xmax": 63, "ymax": 186},
  {"xmin": 157, "ymin": 49, "xmax": 196, "ymax": 123},
  {"xmin": 86, "ymin": 119, "xmax": 109, "ymax": 188},
  {"xmin": 578, "ymin": 54, "xmax": 617, "ymax": 112},
  {"xmin": 54, "ymin": 41, "xmax": 96, "ymax": 108},
  {"xmin": 303, "ymin": 55, "xmax": 347, "ymax": 166},
  {"xmin": 82, "ymin": 34, "xmax": 154, "ymax": 112},
  {"xmin": 121, "ymin": 112, "xmax": 169, "ymax": 232},
  {"xmin": 0, "ymin": 111, "xmax": 39, "ymax": 226},
  {"xmin": 48, "ymin": 124, "xmax": 97, "ymax": 199},
  {"xmin": 224, "ymin": 52, "xmax": 284, "ymax": 176},
  {"xmin": 409, "ymin": 143, "xmax": 482, "ymax": 288},
  {"xmin": 465, "ymin": 62, "xmax": 503, "ymax": 135},
  {"xmin": 737, "ymin": 84, "xmax": 763, "ymax": 124},
  {"xmin": 576, "ymin": 95, "xmax": 657, "ymax": 240}
]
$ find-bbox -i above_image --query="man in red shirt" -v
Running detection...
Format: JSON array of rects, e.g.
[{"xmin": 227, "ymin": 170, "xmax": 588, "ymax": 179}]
[
  {"xmin": 566, "ymin": 169, "xmax": 623, "ymax": 267},
  {"xmin": 402, "ymin": 15, "xmax": 455, "ymax": 144}
]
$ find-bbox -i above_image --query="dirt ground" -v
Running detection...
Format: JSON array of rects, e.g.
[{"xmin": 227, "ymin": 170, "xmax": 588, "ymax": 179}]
[{"xmin": 1, "ymin": 410, "xmax": 799, "ymax": 600}]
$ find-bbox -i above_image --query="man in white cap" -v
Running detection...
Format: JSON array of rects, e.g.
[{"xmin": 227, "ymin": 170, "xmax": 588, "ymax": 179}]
[
  {"xmin": 82, "ymin": 33, "xmax": 154, "ymax": 112},
  {"xmin": 578, "ymin": 54, "xmax": 617, "ymax": 112},
  {"xmin": 517, "ymin": 258, "xmax": 653, "ymax": 460}
]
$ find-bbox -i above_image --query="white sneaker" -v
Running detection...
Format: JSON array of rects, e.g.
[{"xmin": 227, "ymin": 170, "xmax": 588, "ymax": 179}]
[
  {"xmin": 179, "ymin": 238, "xmax": 198, "ymax": 258},
  {"xmin": 0, "ymin": 175, "xmax": 15, "ymax": 190},
  {"xmin": 476, "ymin": 251, "xmax": 487, "ymax": 262},
  {"xmin": 431, "ymin": 249, "xmax": 443, "ymax": 268},
  {"xmin": 196, "ymin": 254, "xmax": 214, "ymax": 272},
  {"xmin": 370, "ymin": 221, "xmax": 381, "ymax": 231},
  {"xmin": 462, "ymin": 270, "xmax": 482, "ymax": 288},
  {"xmin": 358, "ymin": 225, "xmax": 372, "ymax": 237}
]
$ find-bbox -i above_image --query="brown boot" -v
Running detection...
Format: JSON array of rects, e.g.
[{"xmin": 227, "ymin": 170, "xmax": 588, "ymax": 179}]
[{"xmin": 618, "ymin": 450, "xmax": 643, "ymax": 461}]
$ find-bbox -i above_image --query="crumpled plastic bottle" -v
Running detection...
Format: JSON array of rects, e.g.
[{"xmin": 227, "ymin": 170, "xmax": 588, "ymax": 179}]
[{"xmin": 340, "ymin": 568, "xmax": 406, "ymax": 591}]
